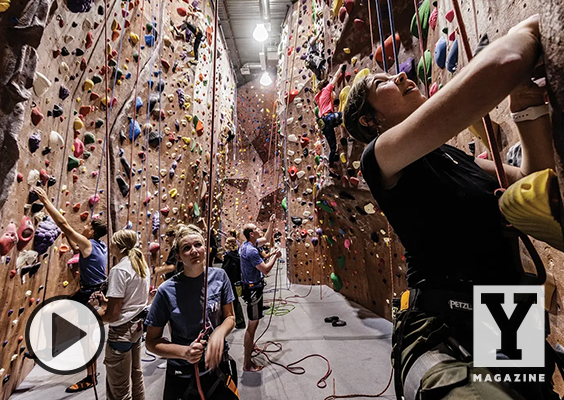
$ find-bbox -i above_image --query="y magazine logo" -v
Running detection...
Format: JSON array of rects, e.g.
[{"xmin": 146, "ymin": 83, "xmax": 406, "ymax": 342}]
[{"xmin": 474, "ymin": 286, "xmax": 544, "ymax": 369}]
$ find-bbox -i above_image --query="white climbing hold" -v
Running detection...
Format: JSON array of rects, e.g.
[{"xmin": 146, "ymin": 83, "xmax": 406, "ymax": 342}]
[
  {"xmin": 303, "ymin": 210, "xmax": 311, "ymax": 217},
  {"xmin": 50, "ymin": 130, "xmax": 64, "ymax": 147},
  {"xmin": 27, "ymin": 169, "xmax": 39, "ymax": 185},
  {"xmin": 288, "ymin": 134, "xmax": 298, "ymax": 142},
  {"xmin": 352, "ymin": 161, "xmax": 361, "ymax": 169},
  {"xmin": 33, "ymin": 72, "xmax": 51, "ymax": 96},
  {"xmin": 296, "ymin": 170, "xmax": 305, "ymax": 179},
  {"xmin": 287, "ymin": 150, "xmax": 295, "ymax": 156},
  {"xmin": 294, "ymin": 158, "xmax": 302, "ymax": 165},
  {"xmin": 59, "ymin": 62, "xmax": 70, "ymax": 74},
  {"xmin": 364, "ymin": 203, "xmax": 376, "ymax": 214}
]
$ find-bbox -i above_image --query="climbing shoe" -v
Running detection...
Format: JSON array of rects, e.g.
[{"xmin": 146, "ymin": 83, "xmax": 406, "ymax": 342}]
[
  {"xmin": 332, "ymin": 319, "xmax": 347, "ymax": 327},
  {"xmin": 324, "ymin": 316, "xmax": 339, "ymax": 323},
  {"xmin": 65, "ymin": 374, "xmax": 98, "ymax": 393}
]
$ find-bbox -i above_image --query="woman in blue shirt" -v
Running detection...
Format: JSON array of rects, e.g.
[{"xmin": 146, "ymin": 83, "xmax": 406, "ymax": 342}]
[{"xmin": 145, "ymin": 225, "xmax": 237, "ymax": 400}]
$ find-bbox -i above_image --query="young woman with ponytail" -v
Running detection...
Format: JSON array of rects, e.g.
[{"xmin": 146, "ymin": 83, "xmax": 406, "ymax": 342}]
[{"xmin": 92, "ymin": 229, "xmax": 150, "ymax": 400}]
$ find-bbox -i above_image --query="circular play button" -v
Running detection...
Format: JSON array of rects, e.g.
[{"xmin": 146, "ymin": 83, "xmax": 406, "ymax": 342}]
[{"xmin": 25, "ymin": 296, "xmax": 105, "ymax": 375}]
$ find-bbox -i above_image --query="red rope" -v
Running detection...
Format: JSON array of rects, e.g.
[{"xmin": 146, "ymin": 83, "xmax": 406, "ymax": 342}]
[{"xmin": 450, "ymin": 0, "xmax": 508, "ymax": 189}]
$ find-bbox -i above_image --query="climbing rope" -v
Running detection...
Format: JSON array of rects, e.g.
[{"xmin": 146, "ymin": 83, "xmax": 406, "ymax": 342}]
[
  {"xmin": 373, "ymin": 0, "xmax": 388, "ymax": 74},
  {"xmin": 386, "ymin": 0, "xmax": 400, "ymax": 74},
  {"xmin": 412, "ymin": 0, "xmax": 430, "ymax": 96},
  {"xmin": 322, "ymin": 369, "xmax": 393, "ymax": 399},
  {"xmin": 366, "ymin": 0, "xmax": 376, "ymax": 71}
]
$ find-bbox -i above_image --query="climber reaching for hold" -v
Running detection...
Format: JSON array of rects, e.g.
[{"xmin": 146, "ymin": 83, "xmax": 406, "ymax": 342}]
[
  {"xmin": 315, "ymin": 64, "xmax": 347, "ymax": 170},
  {"xmin": 305, "ymin": 29, "xmax": 326, "ymax": 81},
  {"xmin": 178, "ymin": 4, "xmax": 206, "ymax": 64},
  {"xmin": 34, "ymin": 186, "xmax": 108, "ymax": 394},
  {"xmin": 343, "ymin": 15, "xmax": 557, "ymax": 400}
]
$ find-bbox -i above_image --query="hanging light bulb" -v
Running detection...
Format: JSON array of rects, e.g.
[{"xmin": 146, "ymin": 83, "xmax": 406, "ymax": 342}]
[
  {"xmin": 260, "ymin": 72, "xmax": 272, "ymax": 86},
  {"xmin": 253, "ymin": 23, "xmax": 269, "ymax": 42}
]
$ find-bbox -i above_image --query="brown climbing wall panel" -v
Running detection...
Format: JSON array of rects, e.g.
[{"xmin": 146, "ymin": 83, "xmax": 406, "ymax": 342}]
[{"xmin": 0, "ymin": 0, "xmax": 235, "ymax": 397}]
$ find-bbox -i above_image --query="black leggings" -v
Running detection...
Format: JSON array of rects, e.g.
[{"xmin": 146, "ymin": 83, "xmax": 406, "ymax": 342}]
[
  {"xmin": 164, "ymin": 362, "xmax": 238, "ymax": 400},
  {"xmin": 185, "ymin": 23, "xmax": 203, "ymax": 60}
]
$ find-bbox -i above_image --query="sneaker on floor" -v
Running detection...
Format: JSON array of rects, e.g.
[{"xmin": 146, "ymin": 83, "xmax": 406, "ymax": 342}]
[{"xmin": 65, "ymin": 374, "xmax": 98, "ymax": 393}]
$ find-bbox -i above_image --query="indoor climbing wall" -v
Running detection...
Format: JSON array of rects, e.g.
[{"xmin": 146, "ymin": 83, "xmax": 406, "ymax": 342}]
[
  {"xmin": 219, "ymin": 77, "xmax": 285, "ymax": 244},
  {"xmin": 0, "ymin": 0, "xmax": 235, "ymax": 397},
  {"xmin": 277, "ymin": 0, "xmax": 564, "ymax": 330}
]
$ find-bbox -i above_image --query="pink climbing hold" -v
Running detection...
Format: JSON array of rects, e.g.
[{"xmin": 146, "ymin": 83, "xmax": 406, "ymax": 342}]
[
  {"xmin": 429, "ymin": 8, "xmax": 438, "ymax": 30},
  {"xmin": 86, "ymin": 31, "xmax": 94, "ymax": 49},
  {"xmin": 449, "ymin": 30, "xmax": 456, "ymax": 41},
  {"xmin": 161, "ymin": 206, "xmax": 170, "ymax": 216},
  {"xmin": 344, "ymin": 0, "xmax": 354, "ymax": 14},
  {"xmin": 350, "ymin": 177, "xmax": 360, "ymax": 186},
  {"xmin": 31, "ymin": 107, "xmax": 44, "ymax": 126},
  {"xmin": 74, "ymin": 137, "xmax": 85, "ymax": 158},
  {"xmin": 445, "ymin": 9, "xmax": 455, "ymax": 22},
  {"xmin": 429, "ymin": 82, "xmax": 439, "ymax": 97},
  {"xmin": 89, "ymin": 195, "xmax": 100, "ymax": 207},
  {"xmin": 68, "ymin": 253, "xmax": 80, "ymax": 265},
  {"xmin": 353, "ymin": 18, "xmax": 365, "ymax": 30},
  {"xmin": 149, "ymin": 242, "xmax": 160, "ymax": 254},
  {"xmin": 478, "ymin": 151, "xmax": 488, "ymax": 159},
  {"xmin": 39, "ymin": 169, "xmax": 50, "ymax": 186},
  {"xmin": 339, "ymin": 6, "xmax": 347, "ymax": 23},
  {"xmin": 344, "ymin": 238, "xmax": 351, "ymax": 249},
  {"xmin": 0, "ymin": 222, "xmax": 18, "ymax": 256}
]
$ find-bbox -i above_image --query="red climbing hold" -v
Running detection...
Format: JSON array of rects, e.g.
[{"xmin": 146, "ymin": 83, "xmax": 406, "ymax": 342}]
[
  {"xmin": 445, "ymin": 9, "xmax": 455, "ymax": 23},
  {"xmin": 177, "ymin": 7, "xmax": 187, "ymax": 16},
  {"xmin": 79, "ymin": 105, "xmax": 92, "ymax": 116},
  {"xmin": 80, "ymin": 58, "xmax": 87, "ymax": 71},
  {"xmin": 39, "ymin": 169, "xmax": 50, "ymax": 186},
  {"xmin": 344, "ymin": 0, "xmax": 354, "ymax": 13},
  {"xmin": 149, "ymin": 242, "xmax": 160, "ymax": 254},
  {"xmin": 73, "ymin": 203, "xmax": 81, "ymax": 212},
  {"xmin": 17, "ymin": 173, "xmax": 23, "ymax": 182},
  {"xmin": 353, "ymin": 19, "xmax": 365, "ymax": 30},
  {"xmin": 17, "ymin": 216, "xmax": 34, "ymax": 251},
  {"xmin": 31, "ymin": 107, "xmax": 44, "ymax": 126},
  {"xmin": 286, "ymin": 90, "xmax": 299, "ymax": 104},
  {"xmin": 80, "ymin": 211, "xmax": 89, "ymax": 221},
  {"xmin": 350, "ymin": 177, "xmax": 360, "ymax": 186},
  {"xmin": 86, "ymin": 31, "xmax": 94, "ymax": 49},
  {"xmin": 339, "ymin": 7, "xmax": 347, "ymax": 23}
]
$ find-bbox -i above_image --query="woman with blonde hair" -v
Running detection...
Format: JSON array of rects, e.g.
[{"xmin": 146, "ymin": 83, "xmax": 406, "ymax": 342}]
[
  {"xmin": 146, "ymin": 225, "xmax": 238, "ymax": 399},
  {"xmin": 93, "ymin": 229, "xmax": 150, "ymax": 400}
]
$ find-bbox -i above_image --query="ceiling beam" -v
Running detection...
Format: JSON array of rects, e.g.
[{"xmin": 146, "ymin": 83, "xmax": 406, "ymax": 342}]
[{"xmin": 219, "ymin": 0, "xmax": 243, "ymax": 70}]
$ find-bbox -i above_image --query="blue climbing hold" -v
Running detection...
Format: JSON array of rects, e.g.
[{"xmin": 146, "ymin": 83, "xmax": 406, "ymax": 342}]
[
  {"xmin": 446, "ymin": 39, "xmax": 459, "ymax": 73},
  {"xmin": 118, "ymin": 148, "xmax": 124, "ymax": 157},
  {"xmin": 136, "ymin": 97, "xmax": 143, "ymax": 111},
  {"xmin": 129, "ymin": 119, "xmax": 141, "ymax": 141},
  {"xmin": 125, "ymin": 72, "xmax": 132, "ymax": 79},
  {"xmin": 145, "ymin": 34, "xmax": 155, "ymax": 47},
  {"xmin": 135, "ymin": 183, "xmax": 141, "ymax": 190},
  {"xmin": 434, "ymin": 37, "xmax": 447, "ymax": 69}
]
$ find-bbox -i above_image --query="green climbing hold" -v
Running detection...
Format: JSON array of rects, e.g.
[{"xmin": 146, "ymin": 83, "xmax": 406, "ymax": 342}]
[
  {"xmin": 314, "ymin": 106, "xmax": 319, "ymax": 119},
  {"xmin": 109, "ymin": 59, "xmax": 117, "ymax": 67},
  {"xmin": 83, "ymin": 151, "xmax": 92, "ymax": 159},
  {"xmin": 315, "ymin": 155, "xmax": 320, "ymax": 165},
  {"xmin": 198, "ymin": 145, "xmax": 202, "ymax": 155},
  {"xmin": 281, "ymin": 197, "xmax": 287, "ymax": 211},
  {"xmin": 133, "ymin": 51, "xmax": 139, "ymax": 62},
  {"xmin": 67, "ymin": 155, "xmax": 80, "ymax": 171},
  {"xmin": 326, "ymin": 236, "xmax": 335, "ymax": 246},
  {"xmin": 337, "ymin": 255, "xmax": 345, "ymax": 269},
  {"xmin": 95, "ymin": 118, "xmax": 104, "ymax": 128},
  {"xmin": 193, "ymin": 115, "xmax": 199, "ymax": 128},
  {"xmin": 92, "ymin": 75, "xmax": 102, "ymax": 84},
  {"xmin": 193, "ymin": 202, "xmax": 200, "ymax": 218},
  {"xmin": 417, "ymin": 50, "xmax": 432, "ymax": 84},
  {"xmin": 146, "ymin": 23, "xmax": 153, "ymax": 33},
  {"xmin": 410, "ymin": 0, "xmax": 431, "ymax": 41},
  {"xmin": 328, "ymin": 218, "xmax": 335, "ymax": 227},
  {"xmin": 190, "ymin": 140, "xmax": 196, "ymax": 152},
  {"xmin": 316, "ymin": 200, "xmax": 334, "ymax": 213},
  {"xmin": 442, "ymin": 27, "xmax": 448, "ymax": 34},
  {"xmin": 330, "ymin": 273, "xmax": 343, "ymax": 291},
  {"xmin": 84, "ymin": 132, "xmax": 95, "ymax": 144}
]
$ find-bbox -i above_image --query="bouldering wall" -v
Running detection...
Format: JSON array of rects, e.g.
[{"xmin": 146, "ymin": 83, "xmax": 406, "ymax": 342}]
[
  {"xmin": 0, "ymin": 0, "xmax": 235, "ymax": 397},
  {"xmin": 276, "ymin": 0, "xmax": 564, "ymax": 330}
]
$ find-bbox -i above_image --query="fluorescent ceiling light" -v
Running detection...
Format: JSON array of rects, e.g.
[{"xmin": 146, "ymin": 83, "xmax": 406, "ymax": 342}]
[
  {"xmin": 260, "ymin": 72, "xmax": 272, "ymax": 86},
  {"xmin": 253, "ymin": 23, "xmax": 268, "ymax": 42}
]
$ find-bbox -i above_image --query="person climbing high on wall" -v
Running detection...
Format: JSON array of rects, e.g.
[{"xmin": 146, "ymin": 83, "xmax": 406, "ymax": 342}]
[
  {"xmin": 178, "ymin": 4, "xmax": 206, "ymax": 66},
  {"xmin": 315, "ymin": 63, "xmax": 346, "ymax": 171},
  {"xmin": 34, "ymin": 187, "xmax": 108, "ymax": 393},
  {"xmin": 305, "ymin": 29, "xmax": 326, "ymax": 81},
  {"xmin": 239, "ymin": 214, "xmax": 281, "ymax": 372},
  {"xmin": 343, "ymin": 15, "xmax": 559, "ymax": 400}
]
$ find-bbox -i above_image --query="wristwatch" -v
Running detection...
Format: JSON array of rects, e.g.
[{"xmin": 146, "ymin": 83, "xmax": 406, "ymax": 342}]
[{"xmin": 510, "ymin": 104, "xmax": 549, "ymax": 123}]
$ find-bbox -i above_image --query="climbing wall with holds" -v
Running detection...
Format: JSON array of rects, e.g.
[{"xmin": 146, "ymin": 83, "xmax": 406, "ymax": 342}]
[
  {"xmin": 277, "ymin": 0, "xmax": 564, "ymax": 329},
  {"xmin": 219, "ymin": 77, "xmax": 285, "ymax": 242},
  {"xmin": 0, "ymin": 0, "xmax": 235, "ymax": 396}
]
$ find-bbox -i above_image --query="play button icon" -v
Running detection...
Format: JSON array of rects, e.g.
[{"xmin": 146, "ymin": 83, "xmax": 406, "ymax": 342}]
[
  {"xmin": 51, "ymin": 313, "xmax": 87, "ymax": 358},
  {"xmin": 25, "ymin": 296, "xmax": 105, "ymax": 375}
]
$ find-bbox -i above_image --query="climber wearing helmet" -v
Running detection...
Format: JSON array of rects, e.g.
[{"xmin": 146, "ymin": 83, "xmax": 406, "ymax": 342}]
[{"xmin": 344, "ymin": 15, "xmax": 557, "ymax": 400}]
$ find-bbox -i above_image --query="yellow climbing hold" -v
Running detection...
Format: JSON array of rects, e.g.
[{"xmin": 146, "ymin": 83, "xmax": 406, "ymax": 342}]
[
  {"xmin": 73, "ymin": 117, "xmax": 84, "ymax": 130},
  {"xmin": 0, "ymin": 0, "xmax": 10, "ymax": 12},
  {"xmin": 339, "ymin": 85, "xmax": 350, "ymax": 113},
  {"xmin": 63, "ymin": 281, "xmax": 69, "ymax": 287},
  {"xmin": 353, "ymin": 68, "xmax": 371, "ymax": 85},
  {"xmin": 83, "ymin": 79, "xmax": 94, "ymax": 91},
  {"xmin": 130, "ymin": 32, "xmax": 139, "ymax": 45},
  {"xmin": 351, "ymin": 56, "xmax": 358, "ymax": 66},
  {"xmin": 343, "ymin": 48, "xmax": 351, "ymax": 54},
  {"xmin": 169, "ymin": 188, "xmax": 178, "ymax": 198},
  {"xmin": 340, "ymin": 153, "xmax": 347, "ymax": 163}
]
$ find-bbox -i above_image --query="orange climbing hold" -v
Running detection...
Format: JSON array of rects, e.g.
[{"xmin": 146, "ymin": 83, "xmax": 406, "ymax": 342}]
[{"xmin": 375, "ymin": 34, "xmax": 401, "ymax": 64}]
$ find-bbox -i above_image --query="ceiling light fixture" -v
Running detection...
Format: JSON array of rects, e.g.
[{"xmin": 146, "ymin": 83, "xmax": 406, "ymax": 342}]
[
  {"xmin": 253, "ymin": 23, "xmax": 269, "ymax": 42},
  {"xmin": 260, "ymin": 72, "xmax": 272, "ymax": 86}
]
